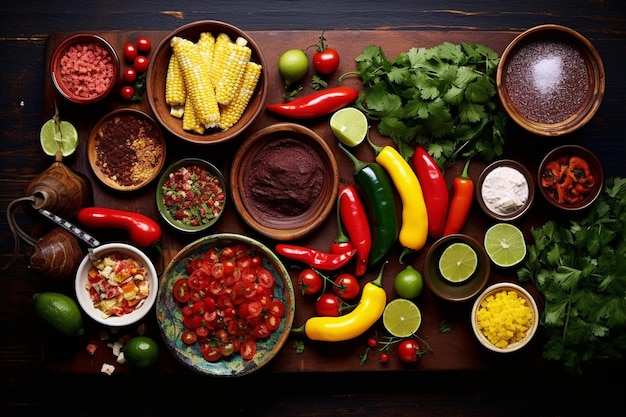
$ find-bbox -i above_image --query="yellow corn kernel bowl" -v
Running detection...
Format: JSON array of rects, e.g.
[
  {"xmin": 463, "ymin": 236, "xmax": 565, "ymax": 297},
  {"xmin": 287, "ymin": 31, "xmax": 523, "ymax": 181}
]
[{"xmin": 147, "ymin": 20, "xmax": 268, "ymax": 145}]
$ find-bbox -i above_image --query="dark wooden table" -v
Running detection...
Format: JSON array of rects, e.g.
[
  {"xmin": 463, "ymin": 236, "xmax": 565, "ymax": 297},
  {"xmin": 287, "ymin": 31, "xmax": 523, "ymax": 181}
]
[{"xmin": 2, "ymin": 1, "xmax": 626, "ymax": 416}]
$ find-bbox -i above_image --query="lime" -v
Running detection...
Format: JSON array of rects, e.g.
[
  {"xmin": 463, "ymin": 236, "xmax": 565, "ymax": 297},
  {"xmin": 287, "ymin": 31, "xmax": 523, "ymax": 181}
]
[
  {"xmin": 40, "ymin": 118, "xmax": 79, "ymax": 157},
  {"xmin": 278, "ymin": 49, "xmax": 309, "ymax": 87},
  {"xmin": 438, "ymin": 242, "xmax": 478, "ymax": 283},
  {"xmin": 484, "ymin": 223, "xmax": 527, "ymax": 268},
  {"xmin": 330, "ymin": 107, "xmax": 368, "ymax": 147},
  {"xmin": 33, "ymin": 292, "xmax": 84, "ymax": 337},
  {"xmin": 393, "ymin": 265, "xmax": 424, "ymax": 299},
  {"xmin": 382, "ymin": 298, "xmax": 422, "ymax": 338},
  {"xmin": 123, "ymin": 336, "xmax": 160, "ymax": 368}
]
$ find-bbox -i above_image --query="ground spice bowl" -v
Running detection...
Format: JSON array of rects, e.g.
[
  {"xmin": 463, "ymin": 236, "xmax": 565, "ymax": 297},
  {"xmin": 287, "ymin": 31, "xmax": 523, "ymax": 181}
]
[{"xmin": 496, "ymin": 24, "xmax": 605, "ymax": 136}]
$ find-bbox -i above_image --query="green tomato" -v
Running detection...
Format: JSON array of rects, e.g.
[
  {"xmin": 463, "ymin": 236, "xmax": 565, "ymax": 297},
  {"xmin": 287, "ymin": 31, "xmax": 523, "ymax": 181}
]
[
  {"xmin": 393, "ymin": 265, "xmax": 424, "ymax": 299},
  {"xmin": 278, "ymin": 49, "xmax": 309, "ymax": 87},
  {"xmin": 123, "ymin": 336, "xmax": 160, "ymax": 368}
]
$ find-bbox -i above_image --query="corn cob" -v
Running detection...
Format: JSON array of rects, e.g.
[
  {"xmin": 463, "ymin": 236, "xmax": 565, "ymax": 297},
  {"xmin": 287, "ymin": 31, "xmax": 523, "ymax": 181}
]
[
  {"xmin": 170, "ymin": 36, "xmax": 220, "ymax": 129},
  {"xmin": 182, "ymin": 95, "xmax": 205, "ymax": 134},
  {"xmin": 197, "ymin": 32, "xmax": 215, "ymax": 68},
  {"xmin": 165, "ymin": 54, "xmax": 185, "ymax": 118},
  {"xmin": 211, "ymin": 33, "xmax": 252, "ymax": 105},
  {"xmin": 218, "ymin": 61, "xmax": 262, "ymax": 130}
]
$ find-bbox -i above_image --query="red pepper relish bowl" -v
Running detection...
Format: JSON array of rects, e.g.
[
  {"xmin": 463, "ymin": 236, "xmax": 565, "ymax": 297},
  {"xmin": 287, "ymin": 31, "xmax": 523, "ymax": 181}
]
[
  {"xmin": 147, "ymin": 20, "xmax": 268, "ymax": 145},
  {"xmin": 74, "ymin": 243, "xmax": 158, "ymax": 328},
  {"xmin": 50, "ymin": 33, "xmax": 119, "ymax": 104},
  {"xmin": 156, "ymin": 233, "xmax": 295, "ymax": 376},
  {"xmin": 230, "ymin": 122, "xmax": 340, "ymax": 241}
]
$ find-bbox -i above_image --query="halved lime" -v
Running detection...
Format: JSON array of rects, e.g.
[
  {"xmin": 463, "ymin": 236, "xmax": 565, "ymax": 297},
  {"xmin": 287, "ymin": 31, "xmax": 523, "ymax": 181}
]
[
  {"xmin": 330, "ymin": 107, "xmax": 368, "ymax": 147},
  {"xmin": 438, "ymin": 242, "xmax": 478, "ymax": 283},
  {"xmin": 484, "ymin": 223, "xmax": 527, "ymax": 268},
  {"xmin": 382, "ymin": 298, "xmax": 422, "ymax": 337},
  {"xmin": 40, "ymin": 118, "xmax": 79, "ymax": 157}
]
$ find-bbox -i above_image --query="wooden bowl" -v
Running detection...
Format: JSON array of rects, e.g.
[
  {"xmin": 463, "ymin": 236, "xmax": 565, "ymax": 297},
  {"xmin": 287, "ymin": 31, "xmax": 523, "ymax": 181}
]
[
  {"xmin": 50, "ymin": 33, "xmax": 119, "ymax": 104},
  {"xmin": 537, "ymin": 144, "xmax": 604, "ymax": 211},
  {"xmin": 88, "ymin": 108, "xmax": 166, "ymax": 192},
  {"xmin": 471, "ymin": 282, "xmax": 539, "ymax": 353},
  {"xmin": 423, "ymin": 234, "xmax": 491, "ymax": 302},
  {"xmin": 497, "ymin": 24, "xmax": 605, "ymax": 136},
  {"xmin": 230, "ymin": 123, "xmax": 340, "ymax": 241},
  {"xmin": 476, "ymin": 159, "xmax": 535, "ymax": 222},
  {"xmin": 146, "ymin": 20, "xmax": 268, "ymax": 145}
]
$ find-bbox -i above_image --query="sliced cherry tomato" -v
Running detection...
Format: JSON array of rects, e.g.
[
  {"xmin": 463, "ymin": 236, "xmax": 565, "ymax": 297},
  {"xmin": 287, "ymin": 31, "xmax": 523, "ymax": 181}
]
[
  {"xmin": 266, "ymin": 314, "xmax": 280, "ymax": 331},
  {"xmin": 253, "ymin": 322, "xmax": 270, "ymax": 339},
  {"xmin": 123, "ymin": 42, "xmax": 138, "ymax": 61},
  {"xmin": 313, "ymin": 47, "xmax": 340, "ymax": 74},
  {"xmin": 188, "ymin": 269, "xmax": 210, "ymax": 290},
  {"xmin": 133, "ymin": 55, "xmax": 149, "ymax": 73},
  {"xmin": 333, "ymin": 273, "xmax": 360, "ymax": 300},
  {"xmin": 172, "ymin": 278, "xmax": 190, "ymax": 303},
  {"xmin": 211, "ymin": 262, "xmax": 225, "ymax": 279},
  {"xmin": 181, "ymin": 330, "xmax": 197, "ymax": 345},
  {"xmin": 120, "ymin": 85, "xmax": 135, "ymax": 101},
  {"xmin": 257, "ymin": 267, "xmax": 274, "ymax": 288},
  {"xmin": 136, "ymin": 36, "xmax": 151, "ymax": 53},
  {"xmin": 122, "ymin": 67, "xmax": 137, "ymax": 83},
  {"xmin": 268, "ymin": 299, "xmax": 285, "ymax": 318},
  {"xmin": 297, "ymin": 268, "xmax": 324, "ymax": 296},
  {"xmin": 315, "ymin": 293, "xmax": 343, "ymax": 317},
  {"xmin": 397, "ymin": 339, "xmax": 421, "ymax": 363},
  {"xmin": 202, "ymin": 346, "xmax": 222, "ymax": 362},
  {"xmin": 219, "ymin": 341, "xmax": 236, "ymax": 357},
  {"xmin": 223, "ymin": 260, "xmax": 236, "ymax": 276},
  {"xmin": 195, "ymin": 325, "xmax": 210, "ymax": 339},
  {"xmin": 245, "ymin": 300, "xmax": 263, "ymax": 318},
  {"xmin": 240, "ymin": 339, "xmax": 257, "ymax": 360}
]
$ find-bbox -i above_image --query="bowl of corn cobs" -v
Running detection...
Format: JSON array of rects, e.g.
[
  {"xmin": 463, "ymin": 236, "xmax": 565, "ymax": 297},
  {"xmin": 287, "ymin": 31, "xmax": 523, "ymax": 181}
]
[{"xmin": 147, "ymin": 20, "xmax": 268, "ymax": 145}]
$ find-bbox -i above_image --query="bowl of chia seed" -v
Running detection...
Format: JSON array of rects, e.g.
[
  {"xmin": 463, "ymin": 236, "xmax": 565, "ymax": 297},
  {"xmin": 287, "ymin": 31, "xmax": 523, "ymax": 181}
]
[{"xmin": 496, "ymin": 24, "xmax": 605, "ymax": 136}]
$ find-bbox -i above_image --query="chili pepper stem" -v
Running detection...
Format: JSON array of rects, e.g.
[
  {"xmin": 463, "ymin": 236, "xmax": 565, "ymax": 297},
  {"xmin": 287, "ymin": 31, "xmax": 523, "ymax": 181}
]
[
  {"xmin": 371, "ymin": 261, "xmax": 387, "ymax": 288},
  {"xmin": 398, "ymin": 247, "xmax": 414, "ymax": 265},
  {"xmin": 460, "ymin": 158, "xmax": 472, "ymax": 179},
  {"xmin": 291, "ymin": 323, "xmax": 306, "ymax": 335},
  {"xmin": 366, "ymin": 133, "xmax": 384, "ymax": 156},
  {"xmin": 338, "ymin": 142, "xmax": 366, "ymax": 174}
]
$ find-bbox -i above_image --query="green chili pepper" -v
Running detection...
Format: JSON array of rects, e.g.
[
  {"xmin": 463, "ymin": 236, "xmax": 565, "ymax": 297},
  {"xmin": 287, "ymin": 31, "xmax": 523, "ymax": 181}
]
[{"xmin": 338, "ymin": 143, "xmax": 399, "ymax": 267}]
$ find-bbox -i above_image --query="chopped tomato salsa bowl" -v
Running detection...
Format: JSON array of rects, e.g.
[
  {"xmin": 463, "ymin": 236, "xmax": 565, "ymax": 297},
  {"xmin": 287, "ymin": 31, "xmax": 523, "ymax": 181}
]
[{"xmin": 156, "ymin": 233, "xmax": 295, "ymax": 376}]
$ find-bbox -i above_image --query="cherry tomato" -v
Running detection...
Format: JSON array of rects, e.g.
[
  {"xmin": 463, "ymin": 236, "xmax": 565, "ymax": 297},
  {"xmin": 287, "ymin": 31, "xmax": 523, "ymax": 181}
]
[
  {"xmin": 313, "ymin": 47, "xmax": 340, "ymax": 74},
  {"xmin": 172, "ymin": 278, "xmax": 190, "ymax": 303},
  {"xmin": 181, "ymin": 330, "xmax": 197, "ymax": 345},
  {"xmin": 379, "ymin": 352, "xmax": 390, "ymax": 364},
  {"xmin": 123, "ymin": 42, "xmax": 138, "ymax": 61},
  {"xmin": 297, "ymin": 269, "xmax": 324, "ymax": 296},
  {"xmin": 136, "ymin": 36, "xmax": 151, "ymax": 53},
  {"xmin": 133, "ymin": 55, "xmax": 149, "ymax": 73},
  {"xmin": 122, "ymin": 67, "xmax": 137, "ymax": 83},
  {"xmin": 240, "ymin": 339, "xmax": 257, "ymax": 360},
  {"xmin": 333, "ymin": 273, "xmax": 360, "ymax": 300},
  {"xmin": 397, "ymin": 339, "xmax": 421, "ymax": 363},
  {"xmin": 315, "ymin": 293, "xmax": 343, "ymax": 317},
  {"xmin": 120, "ymin": 85, "xmax": 135, "ymax": 101},
  {"xmin": 367, "ymin": 337, "xmax": 378, "ymax": 348}
]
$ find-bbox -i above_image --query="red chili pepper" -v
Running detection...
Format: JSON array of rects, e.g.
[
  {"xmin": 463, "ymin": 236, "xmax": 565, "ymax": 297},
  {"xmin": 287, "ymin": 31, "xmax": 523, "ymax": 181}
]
[
  {"xmin": 330, "ymin": 200, "xmax": 355, "ymax": 255},
  {"xmin": 442, "ymin": 160, "xmax": 474, "ymax": 236},
  {"xmin": 275, "ymin": 244, "xmax": 356, "ymax": 271},
  {"xmin": 411, "ymin": 146, "xmax": 449, "ymax": 239},
  {"xmin": 266, "ymin": 86, "xmax": 359, "ymax": 119},
  {"xmin": 337, "ymin": 185, "xmax": 371, "ymax": 277},
  {"xmin": 77, "ymin": 207, "xmax": 162, "ymax": 248}
]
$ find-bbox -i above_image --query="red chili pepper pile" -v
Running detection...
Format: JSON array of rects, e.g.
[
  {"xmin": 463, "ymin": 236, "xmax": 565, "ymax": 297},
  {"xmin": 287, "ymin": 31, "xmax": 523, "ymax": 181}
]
[{"xmin": 540, "ymin": 154, "xmax": 596, "ymax": 204}]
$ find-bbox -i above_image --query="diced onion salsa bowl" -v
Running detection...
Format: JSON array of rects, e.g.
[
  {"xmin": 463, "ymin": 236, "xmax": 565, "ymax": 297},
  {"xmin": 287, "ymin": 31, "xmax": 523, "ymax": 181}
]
[
  {"xmin": 50, "ymin": 33, "xmax": 120, "ymax": 104},
  {"xmin": 74, "ymin": 243, "xmax": 158, "ymax": 327},
  {"xmin": 147, "ymin": 20, "xmax": 268, "ymax": 145},
  {"xmin": 156, "ymin": 158, "xmax": 227, "ymax": 233},
  {"xmin": 155, "ymin": 233, "xmax": 296, "ymax": 376}
]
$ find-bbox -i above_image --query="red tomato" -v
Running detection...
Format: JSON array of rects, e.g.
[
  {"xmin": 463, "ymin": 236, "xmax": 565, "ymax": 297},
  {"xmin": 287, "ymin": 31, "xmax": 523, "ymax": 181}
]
[
  {"xmin": 188, "ymin": 269, "xmax": 209, "ymax": 290},
  {"xmin": 181, "ymin": 330, "xmax": 197, "ymax": 345},
  {"xmin": 379, "ymin": 352, "xmax": 390, "ymax": 364},
  {"xmin": 268, "ymin": 299, "xmax": 285, "ymax": 318},
  {"xmin": 133, "ymin": 55, "xmax": 149, "ymax": 73},
  {"xmin": 120, "ymin": 85, "xmax": 135, "ymax": 101},
  {"xmin": 123, "ymin": 42, "xmax": 138, "ymax": 61},
  {"xmin": 122, "ymin": 67, "xmax": 137, "ymax": 83},
  {"xmin": 256, "ymin": 267, "xmax": 274, "ymax": 288},
  {"xmin": 297, "ymin": 269, "xmax": 324, "ymax": 296},
  {"xmin": 172, "ymin": 278, "xmax": 190, "ymax": 303},
  {"xmin": 333, "ymin": 273, "xmax": 360, "ymax": 300},
  {"xmin": 315, "ymin": 293, "xmax": 343, "ymax": 317},
  {"xmin": 313, "ymin": 47, "xmax": 340, "ymax": 74},
  {"xmin": 253, "ymin": 322, "xmax": 270, "ymax": 339},
  {"xmin": 240, "ymin": 339, "xmax": 257, "ymax": 360},
  {"xmin": 397, "ymin": 339, "xmax": 421, "ymax": 363},
  {"xmin": 136, "ymin": 36, "xmax": 151, "ymax": 53}
]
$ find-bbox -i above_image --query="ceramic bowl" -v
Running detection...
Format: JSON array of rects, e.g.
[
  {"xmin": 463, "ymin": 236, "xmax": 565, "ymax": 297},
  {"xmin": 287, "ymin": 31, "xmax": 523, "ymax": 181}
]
[
  {"xmin": 537, "ymin": 144, "xmax": 604, "ymax": 211},
  {"xmin": 471, "ymin": 282, "xmax": 539, "ymax": 353},
  {"xmin": 156, "ymin": 158, "xmax": 227, "ymax": 233},
  {"xmin": 88, "ymin": 108, "xmax": 166, "ymax": 192},
  {"xmin": 50, "ymin": 33, "xmax": 119, "ymax": 104},
  {"xmin": 75, "ymin": 243, "xmax": 158, "ymax": 327},
  {"xmin": 147, "ymin": 20, "xmax": 268, "ymax": 145},
  {"xmin": 156, "ymin": 233, "xmax": 295, "ymax": 376},
  {"xmin": 497, "ymin": 24, "xmax": 605, "ymax": 136},
  {"xmin": 423, "ymin": 234, "xmax": 491, "ymax": 302},
  {"xmin": 476, "ymin": 159, "xmax": 535, "ymax": 222},
  {"xmin": 230, "ymin": 123, "xmax": 340, "ymax": 241}
]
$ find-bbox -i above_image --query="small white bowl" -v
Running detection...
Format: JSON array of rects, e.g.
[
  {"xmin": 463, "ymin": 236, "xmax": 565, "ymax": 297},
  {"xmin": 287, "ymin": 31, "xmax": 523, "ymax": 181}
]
[{"xmin": 75, "ymin": 243, "xmax": 158, "ymax": 327}]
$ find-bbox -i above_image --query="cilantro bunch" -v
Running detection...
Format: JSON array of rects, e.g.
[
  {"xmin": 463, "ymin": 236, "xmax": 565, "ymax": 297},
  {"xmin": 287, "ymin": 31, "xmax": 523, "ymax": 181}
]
[
  {"xmin": 518, "ymin": 177, "xmax": 626, "ymax": 375},
  {"xmin": 343, "ymin": 42, "xmax": 507, "ymax": 167}
]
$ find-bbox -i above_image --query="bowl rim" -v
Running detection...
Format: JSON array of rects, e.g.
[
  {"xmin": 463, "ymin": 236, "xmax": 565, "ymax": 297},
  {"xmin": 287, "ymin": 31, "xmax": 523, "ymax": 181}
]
[
  {"xmin": 537, "ymin": 144, "xmax": 604, "ymax": 211},
  {"xmin": 496, "ymin": 24, "xmax": 605, "ymax": 136},
  {"xmin": 50, "ymin": 33, "xmax": 120, "ymax": 104},
  {"xmin": 230, "ymin": 122, "xmax": 340, "ymax": 241},
  {"xmin": 87, "ymin": 108, "xmax": 166, "ymax": 192},
  {"xmin": 146, "ymin": 19, "xmax": 268, "ymax": 145},
  {"xmin": 475, "ymin": 159, "xmax": 535, "ymax": 221},
  {"xmin": 155, "ymin": 157, "xmax": 227, "ymax": 233},
  {"xmin": 423, "ymin": 233, "xmax": 491, "ymax": 302},
  {"xmin": 471, "ymin": 282, "xmax": 539, "ymax": 353},
  {"xmin": 74, "ymin": 242, "xmax": 158, "ymax": 327}
]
